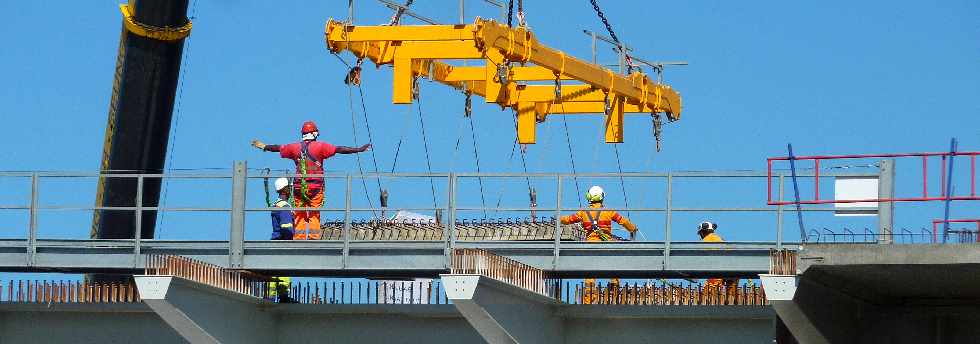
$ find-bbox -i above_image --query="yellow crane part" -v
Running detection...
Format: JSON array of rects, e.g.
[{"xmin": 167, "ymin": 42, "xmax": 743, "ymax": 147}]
[
  {"xmin": 119, "ymin": 4, "xmax": 192, "ymax": 41},
  {"xmin": 325, "ymin": 18, "xmax": 682, "ymax": 144}
]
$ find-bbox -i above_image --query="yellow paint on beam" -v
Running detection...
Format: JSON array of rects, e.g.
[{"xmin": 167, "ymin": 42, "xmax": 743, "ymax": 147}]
[
  {"xmin": 605, "ymin": 95, "xmax": 625, "ymax": 143},
  {"xmin": 326, "ymin": 19, "xmax": 476, "ymax": 42},
  {"xmin": 517, "ymin": 102, "xmax": 536, "ymax": 144}
]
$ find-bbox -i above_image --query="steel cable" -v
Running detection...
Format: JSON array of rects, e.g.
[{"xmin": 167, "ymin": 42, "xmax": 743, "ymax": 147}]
[{"xmin": 414, "ymin": 84, "xmax": 439, "ymax": 210}]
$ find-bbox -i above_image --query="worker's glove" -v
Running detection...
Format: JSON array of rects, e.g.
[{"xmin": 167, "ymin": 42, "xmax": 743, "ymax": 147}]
[
  {"xmin": 629, "ymin": 231, "xmax": 637, "ymax": 241},
  {"xmin": 251, "ymin": 139, "xmax": 267, "ymax": 150}
]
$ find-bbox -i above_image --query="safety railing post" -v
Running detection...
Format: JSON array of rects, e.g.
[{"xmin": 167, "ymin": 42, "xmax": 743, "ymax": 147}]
[
  {"xmin": 134, "ymin": 175, "xmax": 144, "ymax": 267},
  {"xmin": 663, "ymin": 174, "xmax": 672, "ymax": 269},
  {"xmin": 343, "ymin": 174, "xmax": 353, "ymax": 268},
  {"xmin": 445, "ymin": 173, "xmax": 457, "ymax": 268},
  {"xmin": 553, "ymin": 175, "xmax": 562, "ymax": 269},
  {"xmin": 776, "ymin": 175, "xmax": 784, "ymax": 249},
  {"xmin": 229, "ymin": 161, "xmax": 247, "ymax": 269},
  {"xmin": 26, "ymin": 173, "xmax": 38, "ymax": 267},
  {"xmin": 877, "ymin": 159, "xmax": 895, "ymax": 244}
]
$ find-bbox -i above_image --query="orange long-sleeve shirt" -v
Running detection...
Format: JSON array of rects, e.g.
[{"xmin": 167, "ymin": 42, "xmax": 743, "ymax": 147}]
[{"xmin": 561, "ymin": 203, "xmax": 637, "ymax": 241}]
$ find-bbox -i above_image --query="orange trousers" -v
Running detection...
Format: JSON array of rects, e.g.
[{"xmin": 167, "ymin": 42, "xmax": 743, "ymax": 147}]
[
  {"xmin": 292, "ymin": 188, "xmax": 323, "ymax": 240},
  {"xmin": 583, "ymin": 236, "xmax": 620, "ymax": 304}
]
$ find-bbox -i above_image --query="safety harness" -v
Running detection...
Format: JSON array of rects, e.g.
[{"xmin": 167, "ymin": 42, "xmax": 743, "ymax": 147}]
[
  {"xmin": 295, "ymin": 141, "xmax": 322, "ymax": 204},
  {"xmin": 583, "ymin": 209, "xmax": 612, "ymax": 241}
]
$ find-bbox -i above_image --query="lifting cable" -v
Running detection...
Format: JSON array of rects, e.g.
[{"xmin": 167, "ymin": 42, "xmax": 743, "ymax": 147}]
[
  {"xmin": 387, "ymin": 109, "xmax": 412, "ymax": 173},
  {"xmin": 561, "ymin": 117, "xmax": 583, "ymax": 207},
  {"xmin": 589, "ymin": 0, "xmax": 638, "ymax": 234},
  {"xmin": 414, "ymin": 80, "xmax": 440, "ymax": 211},
  {"xmin": 355, "ymin": 85, "xmax": 385, "ymax": 200},
  {"xmin": 466, "ymin": 96, "xmax": 489, "ymax": 218},
  {"xmin": 346, "ymin": 83, "xmax": 380, "ymax": 219},
  {"xmin": 158, "ymin": 0, "xmax": 200, "ymax": 236},
  {"xmin": 452, "ymin": 94, "xmax": 489, "ymax": 218},
  {"xmin": 612, "ymin": 144, "xmax": 631, "ymax": 219},
  {"xmin": 492, "ymin": 125, "xmax": 521, "ymax": 215},
  {"xmin": 555, "ymin": 90, "xmax": 584, "ymax": 207},
  {"xmin": 511, "ymin": 110, "xmax": 534, "ymax": 196}
]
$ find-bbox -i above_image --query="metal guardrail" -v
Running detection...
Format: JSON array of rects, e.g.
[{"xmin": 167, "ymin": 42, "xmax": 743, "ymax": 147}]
[{"xmin": 0, "ymin": 164, "xmax": 877, "ymax": 274}]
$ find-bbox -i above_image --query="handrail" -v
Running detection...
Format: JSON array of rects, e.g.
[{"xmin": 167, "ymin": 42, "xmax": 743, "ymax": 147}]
[{"xmin": 0, "ymin": 164, "xmax": 878, "ymax": 272}]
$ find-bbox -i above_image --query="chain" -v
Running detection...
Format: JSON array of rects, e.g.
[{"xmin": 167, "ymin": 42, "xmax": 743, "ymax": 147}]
[
  {"xmin": 507, "ymin": 0, "xmax": 514, "ymax": 27},
  {"xmin": 588, "ymin": 0, "xmax": 633, "ymax": 74},
  {"xmin": 652, "ymin": 113, "xmax": 663, "ymax": 152},
  {"xmin": 554, "ymin": 74, "xmax": 562, "ymax": 101}
]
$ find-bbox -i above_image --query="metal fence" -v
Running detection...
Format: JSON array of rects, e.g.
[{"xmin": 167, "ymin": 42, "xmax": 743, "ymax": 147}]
[
  {"xmin": 0, "ymin": 163, "xmax": 881, "ymax": 271},
  {"xmin": 0, "ymin": 280, "xmax": 140, "ymax": 303}
]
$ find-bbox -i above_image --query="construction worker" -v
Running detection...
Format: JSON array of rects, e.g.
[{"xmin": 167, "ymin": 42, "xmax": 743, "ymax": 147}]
[
  {"xmin": 252, "ymin": 121, "xmax": 371, "ymax": 240},
  {"xmin": 697, "ymin": 221, "xmax": 739, "ymax": 299},
  {"xmin": 270, "ymin": 178, "xmax": 294, "ymax": 240},
  {"xmin": 560, "ymin": 186, "xmax": 638, "ymax": 304},
  {"xmin": 267, "ymin": 276, "xmax": 293, "ymax": 303}
]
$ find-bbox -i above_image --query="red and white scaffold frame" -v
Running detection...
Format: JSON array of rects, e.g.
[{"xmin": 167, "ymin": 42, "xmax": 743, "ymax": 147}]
[
  {"xmin": 767, "ymin": 151, "xmax": 979, "ymax": 206},
  {"xmin": 932, "ymin": 219, "xmax": 980, "ymax": 243}
]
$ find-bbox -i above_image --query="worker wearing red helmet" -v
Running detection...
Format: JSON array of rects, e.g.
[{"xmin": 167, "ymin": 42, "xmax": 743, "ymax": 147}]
[{"xmin": 252, "ymin": 121, "xmax": 370, "ymax": 239}]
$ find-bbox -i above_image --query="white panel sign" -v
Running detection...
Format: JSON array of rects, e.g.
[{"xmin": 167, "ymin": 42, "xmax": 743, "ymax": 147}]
[{"xmin": 834, "ymin": 176, "xmax": 878, "ymax": 216}]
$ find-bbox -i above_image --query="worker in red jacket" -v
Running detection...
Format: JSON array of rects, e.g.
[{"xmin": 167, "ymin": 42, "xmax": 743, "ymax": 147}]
[{"xmin": 252, "ymin": 121, "xmax": 370, "ymax": 239}]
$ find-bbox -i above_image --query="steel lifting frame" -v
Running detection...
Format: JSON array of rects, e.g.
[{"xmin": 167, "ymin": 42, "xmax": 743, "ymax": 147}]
[{"xmin": 324, "ymin": 18, "xmax": 683, "ymax": 144}]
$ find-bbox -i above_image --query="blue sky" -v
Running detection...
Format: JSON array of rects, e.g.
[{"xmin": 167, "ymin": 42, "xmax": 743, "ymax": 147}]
[{"xmin": 0, "ymin": 0, "xmax": 978, "ymax": 244}]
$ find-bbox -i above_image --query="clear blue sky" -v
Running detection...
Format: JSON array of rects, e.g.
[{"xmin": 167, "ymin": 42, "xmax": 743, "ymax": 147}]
[{"xmin": 0, "ymin": 0, "xmax": 977, "ymax": 244}]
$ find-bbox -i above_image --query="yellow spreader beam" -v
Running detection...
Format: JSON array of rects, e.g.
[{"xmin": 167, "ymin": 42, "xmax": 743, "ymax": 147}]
[{"xmin": 325, "ymin": 18, "xmax": 682, "ymax": 144}]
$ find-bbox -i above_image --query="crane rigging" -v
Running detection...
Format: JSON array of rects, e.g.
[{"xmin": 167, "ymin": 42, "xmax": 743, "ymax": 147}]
[{"xmin": 324, "ymin": 14, "xmax": 683, "ymax": 145}]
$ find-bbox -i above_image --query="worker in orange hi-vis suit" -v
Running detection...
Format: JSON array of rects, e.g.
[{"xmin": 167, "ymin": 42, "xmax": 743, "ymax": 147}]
[
  {"xmin": 698, "ymin": 221, "xmax": 739, "ymax": 300},
  {"xmin": 252, "ymin": 121, "xmax": 371, "ymax": 239},
  {"xmin": 561, "ymin": 186, "xmax": 638, "ymax": 304}
]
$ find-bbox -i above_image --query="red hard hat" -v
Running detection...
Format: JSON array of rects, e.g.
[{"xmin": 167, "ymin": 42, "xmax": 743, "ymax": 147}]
[{"xmin": 301, "ymin": 121, "xmax": 318, "ymax": 134}]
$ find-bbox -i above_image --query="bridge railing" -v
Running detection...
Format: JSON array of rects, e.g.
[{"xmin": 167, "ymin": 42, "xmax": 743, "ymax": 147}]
[{"xmin": 0, "ymin": 163, "xmax": 879, "ymax": 272}]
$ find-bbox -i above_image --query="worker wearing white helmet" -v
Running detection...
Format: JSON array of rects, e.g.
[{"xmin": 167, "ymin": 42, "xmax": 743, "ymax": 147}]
[
  {"xmin": 270, "ymin": 178, "xmax": 294, "ymax": 240},
  {"xmin": 561, "ymin": 185, "xmax": 638, "ymax": 303},
  {"xmin": 698, "ymin": 221, "xmax": 739, "ymax": 297},
  {"xmin": 561, "ymin": 186, "xmax": 638, "ymax": 241}
]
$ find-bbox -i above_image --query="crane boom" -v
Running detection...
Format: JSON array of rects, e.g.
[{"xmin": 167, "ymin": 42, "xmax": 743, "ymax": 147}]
[{"xmin": 92, "ymin": 0, "xmax": 192, "ymax": 241}]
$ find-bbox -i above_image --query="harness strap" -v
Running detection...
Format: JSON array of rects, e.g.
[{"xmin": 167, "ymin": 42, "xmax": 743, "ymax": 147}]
[
  {"xmin": 300, "ymin": 141, "xmax": 323, "ymax": 168},
  {"xmin": 583, "ymin": 210, "xmax": 609, "ymax": 241}
]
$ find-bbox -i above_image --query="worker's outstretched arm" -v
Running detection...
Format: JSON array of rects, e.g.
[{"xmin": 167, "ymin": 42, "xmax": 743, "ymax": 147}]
[
  {"xmin": 612, "ymin": 212, "xmax": 637, "ymax": 233},
  {"xmin": 612, "ymin": 212, "xmax": 638, "ymax": 240},
  {"xmin": 336, "ymin": 144, "xmax": 371, "ymax": 154},
  {"xmin": 560, "ymin": 213, "xmax": 581, "ymax": 225},
  {"xmin": 251, "ymin": 139, "xmax": 281, "ymax": 152}
]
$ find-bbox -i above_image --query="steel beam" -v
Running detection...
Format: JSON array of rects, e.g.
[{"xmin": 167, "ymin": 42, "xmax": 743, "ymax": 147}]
[{"xmin": 0, "ymin": 239, "xmax": 788, "ymax": 278}]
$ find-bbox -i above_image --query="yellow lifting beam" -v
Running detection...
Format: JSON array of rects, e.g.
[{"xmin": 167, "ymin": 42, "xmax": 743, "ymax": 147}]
[{"xmin": 325, "ymin": 18, "xmax": 682, "ymax": 144}]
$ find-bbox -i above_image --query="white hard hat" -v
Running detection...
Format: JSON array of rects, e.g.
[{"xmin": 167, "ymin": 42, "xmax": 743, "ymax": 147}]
[
  {"xmin": 586, "ymin": 185, "xmax": 605, "ymax": 203},
  {"xmin": 274, "ymin": 177, "xmax": 290, "ymax": 192}
]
